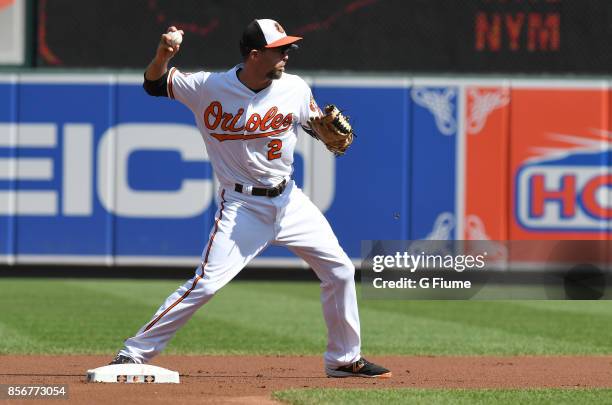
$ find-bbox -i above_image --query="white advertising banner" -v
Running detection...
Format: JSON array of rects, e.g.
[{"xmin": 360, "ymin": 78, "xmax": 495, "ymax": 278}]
[{"xmin": 0, "ymin": 0, "xmax": 25, "ymax": 65}]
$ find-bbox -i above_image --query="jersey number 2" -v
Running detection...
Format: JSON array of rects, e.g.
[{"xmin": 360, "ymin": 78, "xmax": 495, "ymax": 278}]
[{"xmin": 267, "ymin": 139, "xmax": 282, "ymax": 160}]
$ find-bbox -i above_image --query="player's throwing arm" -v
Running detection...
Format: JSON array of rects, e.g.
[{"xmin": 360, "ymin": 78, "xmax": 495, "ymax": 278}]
[{"xmin": 145, "ymin": 27, "xmax": 184, "ymax": 81}]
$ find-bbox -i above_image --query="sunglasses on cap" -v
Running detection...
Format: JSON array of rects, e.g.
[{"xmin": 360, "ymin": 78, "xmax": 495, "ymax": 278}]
[{"xmin": 269, "ymin": 43, "xmax": 299, "ymax": 54}]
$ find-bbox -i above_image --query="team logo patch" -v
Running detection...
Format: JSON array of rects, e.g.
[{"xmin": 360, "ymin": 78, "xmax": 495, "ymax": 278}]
[
  {"xmin": 274, "ymin": 22, "xmax": 285, "ymax": 34},
  {"xmin": 309, "ymin": 95, "xmax": 319, "ymax": 113}
]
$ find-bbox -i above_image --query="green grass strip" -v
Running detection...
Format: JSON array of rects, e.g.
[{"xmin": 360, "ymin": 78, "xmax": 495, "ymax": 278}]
[
  {"xmin": 3, "ymin": 278, "xmax": 612, "ymax": 355},
  {"xmin": 272, "ymin": 388, "xmax": 612, "ymax": 405}
]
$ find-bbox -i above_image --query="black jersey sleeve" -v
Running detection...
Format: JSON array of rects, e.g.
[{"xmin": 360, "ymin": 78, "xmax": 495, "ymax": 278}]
[{"xmin": 142, "ymin": 71, "xmax": 169, "ymax": 97}]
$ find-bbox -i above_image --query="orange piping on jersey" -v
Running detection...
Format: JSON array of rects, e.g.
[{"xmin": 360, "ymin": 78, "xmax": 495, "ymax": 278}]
[
  {"xmin": 143, "ymin": 189, "xmax": 226, "ymax": 332},
  {"xmin": 202, "ymin": 189, "xmax": 226, "ymax": 265},
  {"xmin": 167, "ymin": 68, "xmax": 177, "ymax": 99}
]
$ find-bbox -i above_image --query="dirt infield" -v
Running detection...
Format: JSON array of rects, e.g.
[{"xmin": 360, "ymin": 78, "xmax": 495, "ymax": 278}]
[{"xmin": 2, "ymin": 355, "xmax": 612, "ymax": 404}]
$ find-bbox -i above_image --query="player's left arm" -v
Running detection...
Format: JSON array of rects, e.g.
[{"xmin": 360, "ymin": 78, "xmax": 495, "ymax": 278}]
[
  {"xmin": 298, "ymin": 83, "xmax": 322, "ymax": 137},
  {"xmin": 298, "ymin": 83, "xmax": 354, "ymax": 156}
]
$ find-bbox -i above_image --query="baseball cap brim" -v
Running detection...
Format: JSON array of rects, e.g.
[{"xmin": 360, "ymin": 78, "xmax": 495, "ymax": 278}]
[{"xmin": 265, "ymin": 35, "xmax": 302, "ymax": 48}]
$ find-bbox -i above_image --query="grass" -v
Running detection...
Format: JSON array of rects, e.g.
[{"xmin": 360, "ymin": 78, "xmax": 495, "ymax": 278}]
[
  {"xmin": 1, "ymin": 278, "xmax": 612, "ymax": 355},
  {"xmin": 272, "ymin": 388, "xmax": 612, "ymax": 405}
]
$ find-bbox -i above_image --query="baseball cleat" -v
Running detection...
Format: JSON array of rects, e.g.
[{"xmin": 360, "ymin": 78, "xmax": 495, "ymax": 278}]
[
  {"xmin": 109, "ymin": 354, "xmax": 137, "ymax": 365},
  {"xmin": 326, "ymin": 358, "xmax": 392, "ymax": 378}
]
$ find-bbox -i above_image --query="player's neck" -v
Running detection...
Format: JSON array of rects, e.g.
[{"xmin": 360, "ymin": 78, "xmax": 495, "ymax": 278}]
[{"xmin": 237, "ymin": 67, "xmax": 271, "ymax": 92}]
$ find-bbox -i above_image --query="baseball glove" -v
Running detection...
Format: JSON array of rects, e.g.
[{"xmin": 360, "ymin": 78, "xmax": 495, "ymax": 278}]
[{"xmin": 308, "ymin": 105, "xmax": 354, "ymax": 156}]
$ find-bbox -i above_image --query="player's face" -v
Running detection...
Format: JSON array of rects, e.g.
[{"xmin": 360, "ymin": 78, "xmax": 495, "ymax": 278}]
[{"xmin": 260, "ymin": 45, "xmax": 291, "ymax": 80}]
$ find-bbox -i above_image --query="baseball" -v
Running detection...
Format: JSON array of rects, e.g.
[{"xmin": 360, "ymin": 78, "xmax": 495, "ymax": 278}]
[{"xmin": 168, "ymin": 31, "xmax": 183, "ymax": 46}]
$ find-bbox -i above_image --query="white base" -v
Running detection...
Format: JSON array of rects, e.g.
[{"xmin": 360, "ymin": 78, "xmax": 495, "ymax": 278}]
[{"xmin": 86, "ymin": 364, "xmax": 180, "ymax": 384}]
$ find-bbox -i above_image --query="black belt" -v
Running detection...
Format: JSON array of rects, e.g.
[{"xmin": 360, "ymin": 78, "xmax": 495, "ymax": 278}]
[{"xmin": 234, "ymin": 179, "xmax": 287, "ymax": 198}]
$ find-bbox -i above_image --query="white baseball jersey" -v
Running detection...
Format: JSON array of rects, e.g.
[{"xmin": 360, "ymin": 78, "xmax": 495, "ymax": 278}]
[{"xmin": 167, "ymin": 65, "xmax": 320, "ymax": 187}]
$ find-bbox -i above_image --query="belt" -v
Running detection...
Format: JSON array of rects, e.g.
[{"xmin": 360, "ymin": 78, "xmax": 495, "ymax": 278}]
[{"xmin": 234, "ymin": 179, "xmax": 287, "ymax": 198}]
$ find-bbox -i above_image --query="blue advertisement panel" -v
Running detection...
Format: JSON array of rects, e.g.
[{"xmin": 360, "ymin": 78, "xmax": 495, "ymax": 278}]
[
  {"xmin": 114, "ymin": 82, "xmax": 215, "ymax": 260},
  {"xmin": 310, "ymin": 83, "xmax": 411, "ymax": 257},
  {"xmin": 0, "ymin": 79, "xmax": 17, "ymax": 261},
  {"xmin": 15, "ymin": 79, "xmax": 115, "ymax": 258},
  {"xmin": 0, "ymin": 75, "xmax": 608, "ymax": 267},
  {"xmin": 409, "ymin": 85, "xmax": 458, "ymax": 240},
  {"xmin": 1, "ymin": 76, "xmax": 415, "ymax": 264}
]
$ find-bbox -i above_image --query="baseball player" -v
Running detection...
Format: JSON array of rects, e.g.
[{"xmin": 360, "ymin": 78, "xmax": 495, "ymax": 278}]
[{"xmin": 109, "ymin": 19, "xmax": 391, "ymax": 378}]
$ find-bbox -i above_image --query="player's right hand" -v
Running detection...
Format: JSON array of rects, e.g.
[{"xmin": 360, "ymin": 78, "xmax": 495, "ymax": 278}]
[{"xmin": 157, "ymin": 26, "xmax": 184, "ymax": 61}]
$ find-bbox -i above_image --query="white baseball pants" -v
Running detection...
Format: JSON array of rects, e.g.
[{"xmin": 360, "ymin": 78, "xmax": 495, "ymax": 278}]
[{"xmin": 119, "ymin": 180, "xmax": 361, "ymax": 368}]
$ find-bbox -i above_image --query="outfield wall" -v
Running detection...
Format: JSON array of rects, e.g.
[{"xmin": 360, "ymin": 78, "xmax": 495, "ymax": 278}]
[{"xmin": 0, "ymin": 74, "xmax": 610, "ymax": 267}]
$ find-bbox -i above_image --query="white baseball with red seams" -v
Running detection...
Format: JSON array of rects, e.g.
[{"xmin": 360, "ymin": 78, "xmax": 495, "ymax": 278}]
[{"xmin": 117, "ymin": 63, "xmax": 362, "ymax": 368}]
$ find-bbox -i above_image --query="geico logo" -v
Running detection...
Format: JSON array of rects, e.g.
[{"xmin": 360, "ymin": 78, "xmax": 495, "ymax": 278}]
[
  {"xmin": 0, "ymin": 123, "xmax": 335, "ymax": 218},
  {"xmin": 97, "ymin": 124, "xmax": 213, "ymax": 217},
  {"xmin": 517, "ymin": 165, "xmax": 611, "ymax": 231}
]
